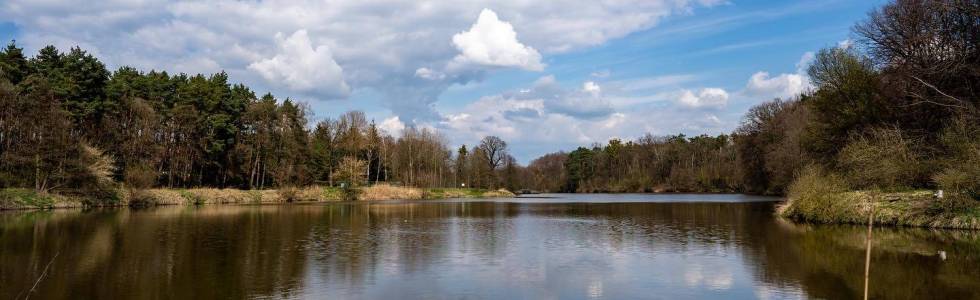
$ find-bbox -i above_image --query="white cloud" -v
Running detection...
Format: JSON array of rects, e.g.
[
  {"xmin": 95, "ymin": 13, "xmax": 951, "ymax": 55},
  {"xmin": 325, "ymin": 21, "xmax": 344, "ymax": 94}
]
[
  {"xmin": 706, "ymin": 114, "xmax": 721, "ymax": 124},
  {"xmin": 248, "ymin": 30, "xmax": 350, "ymax": 98},
  {"xmin": 0, "ymin": 0, "xmax": 718, "ymax": 123},
  {"xmin": 744, "ymin": 72, "xmax": 805, "ymax": 99},
  {"xmin": 1, "ymin": 0, "xmax": 740, "ymax": 162},
  {"xmin": 434, "ymin": 74, "xmax": 737, "ymax": 162},
  {"xmin": 796, "ymin": 51, "xmax": 815, "ymax": 70},
  {"xmin": 379, "ymin": 116, "xmax": 406, "ymax": 136},
  {"xmin": 583, "ymin": 81, "xmax": 601, "ymax": 95},
  {"xmin": 838, "ymin": 39, "xmax": 853, "ymax": 50},
  {"xmin": 414, "ymin": 67, "xmax": 446, "ymax": 80},
  {"xmin": 451, "ymin": 9, "xmax": 544, "ymax": 71},
  {"xmin": 678, "ymin": 88, "xmax": 729, "ymax": 109},
  {"xmin": 744, "ymin": 52, "xmax": 814, "ymax": 100},
  {"xmin": 515, "ymin": 76, "xmax": 614, "ymax": 119}
]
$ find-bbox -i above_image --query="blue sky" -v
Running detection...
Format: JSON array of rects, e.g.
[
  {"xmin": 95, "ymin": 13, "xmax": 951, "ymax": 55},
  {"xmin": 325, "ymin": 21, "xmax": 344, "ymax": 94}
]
[{"xmin": 0, "ymin": 0, "xmax": 887, "ymax": 163}]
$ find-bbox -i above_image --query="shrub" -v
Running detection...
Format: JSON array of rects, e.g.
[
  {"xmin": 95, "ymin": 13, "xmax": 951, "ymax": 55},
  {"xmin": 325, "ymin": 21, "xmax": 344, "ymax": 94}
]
[
  {"xmin": 78, "ymin": 189, "xmax": 121, "ymax": 207},
  {"xmin": 837, "ymin": 127, "xmax": 923, "ymax": 190},
  {"xmin": 75, "ymin": 144, "xmax": 121, "ymax": 206},
  {"xmin": 340, "ymin": 185, "xmax": 361, "ymax": 201},
  {"xmin": 278, "ymin": 187, "xmax": 299, "ymax": 202},
  {"xmin": 780, "ymin": 165, "xmax": 852, "ymax": 222},
  {"xmin": 933, "ymin": 151, "xmax": 980, "ymax": 212},
  {"xmin": 126, "ymin": 189, "xmax": 157, "ymax": 208},
  {"xmin": 932, "ymin": 119, "xmax": 980, "ymax": 212},
  {"xmin": 124, "ymin": 163, "xmax": 157, "ymax": 189}
]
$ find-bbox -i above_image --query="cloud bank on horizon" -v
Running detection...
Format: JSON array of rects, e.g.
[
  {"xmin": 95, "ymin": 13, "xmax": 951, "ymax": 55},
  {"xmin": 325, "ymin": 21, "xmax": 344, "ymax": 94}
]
[{"xmin": 0, "ymin": 0, "xmax": 884, "ymax": 162}]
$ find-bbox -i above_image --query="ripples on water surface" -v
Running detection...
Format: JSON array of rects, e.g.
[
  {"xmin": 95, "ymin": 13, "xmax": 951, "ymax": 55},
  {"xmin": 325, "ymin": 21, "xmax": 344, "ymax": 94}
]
[{"xmin": 2, "ymin": 193, "xmax": 979, "ymax": 299}]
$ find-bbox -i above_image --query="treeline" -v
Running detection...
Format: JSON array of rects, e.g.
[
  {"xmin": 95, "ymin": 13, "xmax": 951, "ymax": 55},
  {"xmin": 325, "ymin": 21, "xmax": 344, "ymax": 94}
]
[
  {"xmin": 0, "ymin": 43, "xmax": 517, "ymax": 202},
  {"xmin": 525, "ymin": 0, "xmax": 980, "ymax": 206},
  {"xmin": 525, "ymin": 135, "xmax": 737, "ymax": 193},
  {"xmin": 738, "ymin": 0, "xmax": 979, "ymax": 204},
  {"xmin": 2, "ymin": 0, "xmax": 978, "ymax": 210}
]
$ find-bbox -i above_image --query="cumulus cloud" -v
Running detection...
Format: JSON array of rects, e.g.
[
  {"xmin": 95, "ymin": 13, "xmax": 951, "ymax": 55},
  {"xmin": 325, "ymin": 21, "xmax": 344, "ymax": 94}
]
[
  {"xmin": 248, "ymin": 30, "xmax": 350, "ymax": 98},
  {"xmin": 518, "ymin": 76, "xmax": 614, "ymax": 119},
  {"xmin": 432, "ymin": 73, "xmax": 737, "ymax": 160},
  {"xmin": 677, "ymin": 88, "xmax": 729, "ymax": 109},
  {"xmin": 436, "ymin": 75, "xmax": 619, "ymax": 144},
  {"xmin": 0, "ymin": 0, "xmax": 719, "ymax": 124},
  {"xmin": 414, "ymin": 67, "xmax": 446, "ymax": 80},
  {"xmin": 435, "ymin": 77, "xmax": 736, "ymax": 162},
  {"xmin": 503, "ymin": 107, "xmax": 542, "ymax": 120},
  {"xmin": 451, "ymin": 9, "xmax": 544, "ymax": 71},
  {"xmin": 583, "ymin": 81, "xmax": 601, "ymax": 95},
  {"xmin": 1, "ymin": 0, "xmax": 735, "ymax": 162},
  {"xmin": 379, "ymin": 116, "xmax": 406, "ymax": 136},
  {"xmin": 744, "ymin": 72, "xmax": 805, "ymax": 99},
  {"xmin": 744, "ymin": 52, "xmax": 814, "ymax": 100}
]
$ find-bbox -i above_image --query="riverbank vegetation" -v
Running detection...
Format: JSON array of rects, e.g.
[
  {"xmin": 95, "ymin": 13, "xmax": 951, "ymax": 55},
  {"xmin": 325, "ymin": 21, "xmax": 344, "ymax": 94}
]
[
  {"xmin": 0, "ymin": 185, "xmax": 514, "ymax": 210},
  {"xmin": 518, "ymin": 1, "xmax": 980, "ymax": 227},
  {"xmin": 1, "ymin": 0, "xmax": 978, "ymax": 227},
  {"xmin": 0, "ymin": 40, "xmax": 525, "ymax": 208}
]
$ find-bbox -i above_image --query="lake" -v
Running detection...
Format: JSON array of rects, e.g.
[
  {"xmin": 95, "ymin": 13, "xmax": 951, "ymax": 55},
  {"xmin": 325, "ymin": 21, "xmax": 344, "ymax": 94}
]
[{"xmin": 2, "ymin": 194, "xmax": 979, "ymax": 299}]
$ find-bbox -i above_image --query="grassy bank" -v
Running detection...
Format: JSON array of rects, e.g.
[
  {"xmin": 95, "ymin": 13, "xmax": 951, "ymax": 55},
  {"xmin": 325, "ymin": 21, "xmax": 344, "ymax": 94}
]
[
  {"xmin": 779, "ymin": 190, "xmax": 980, "ymax": 229},
  {"xmin": 0, "ymin": 185, "xmax": 515, "ymax": 210},
  {"xmin": 0, "ymin": 188, "xmax": 81, "ymax": 209},
  {"xmin": 777, "ymin": 170, "xmax": 980, "ymax": 229}
]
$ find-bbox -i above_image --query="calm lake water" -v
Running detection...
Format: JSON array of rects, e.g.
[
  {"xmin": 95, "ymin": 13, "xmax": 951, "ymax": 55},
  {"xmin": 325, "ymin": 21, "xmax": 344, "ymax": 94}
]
[{"xmin": 2, "ymin": 194, "xmax": 980, "ymax": 299}]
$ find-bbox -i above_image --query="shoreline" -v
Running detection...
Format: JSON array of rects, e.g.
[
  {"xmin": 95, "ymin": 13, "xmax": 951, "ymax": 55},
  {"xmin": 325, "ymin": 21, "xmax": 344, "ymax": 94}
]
[
  {"xmin": 778, "ymin": 190, "xmax": 980, "ymax": 230},
  {"xmin": 7, "ymin": 187, "xmax": 979, "ymax": 231},
  {"xmin": 0, "ymin": 185, "xmax": 516, "ymax": 211}
]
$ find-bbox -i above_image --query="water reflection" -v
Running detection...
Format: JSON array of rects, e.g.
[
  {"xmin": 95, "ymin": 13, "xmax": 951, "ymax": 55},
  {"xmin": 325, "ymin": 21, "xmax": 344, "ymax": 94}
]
[{"xmin": 1, "ymin": 194, "xmax": 978, "ymax": 299}]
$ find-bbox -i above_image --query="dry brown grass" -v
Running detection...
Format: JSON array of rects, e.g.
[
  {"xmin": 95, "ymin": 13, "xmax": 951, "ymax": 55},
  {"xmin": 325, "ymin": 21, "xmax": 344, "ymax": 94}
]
[
  {"xmin": 481, "ymin": 189, "xmax": 517, "ymax": 198},
  {"xmin": 6, "ymin": 184, "xmax": 516, "ymax": 209},
  {"xmin": 361, "ymin": 184, "xmax": 423, "ymax": 200},
  {"xmin": 140, "ymin": 188, "xmax": 285, "ymax": 205}
]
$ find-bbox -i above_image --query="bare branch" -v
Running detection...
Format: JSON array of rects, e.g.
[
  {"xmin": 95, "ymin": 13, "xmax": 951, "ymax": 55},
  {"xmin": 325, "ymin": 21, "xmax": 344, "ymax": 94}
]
[{"xmin": 909, "ymin": 75, "xmax": 972, "ymax": 109}]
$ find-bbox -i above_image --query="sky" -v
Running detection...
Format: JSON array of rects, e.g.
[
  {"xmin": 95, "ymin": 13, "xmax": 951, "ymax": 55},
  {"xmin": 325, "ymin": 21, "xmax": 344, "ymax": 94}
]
[{"xmin": 0, "ymin": 0, "xmax": 888, "ymax": 163}]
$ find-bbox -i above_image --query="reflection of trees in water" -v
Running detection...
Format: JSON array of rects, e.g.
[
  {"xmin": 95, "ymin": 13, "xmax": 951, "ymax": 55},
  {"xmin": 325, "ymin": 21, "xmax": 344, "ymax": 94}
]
[
  {"xmin": 1, "ymin": 206, "xmax": 314, "ymax": 299},
  {"xmin": 508, "ymin": 202, "xmax": 980, "ymax": 299},
  {"xmin": 2, "ymin": 202, "xmax": 979, "ymax": 299},
  {"xmin": 745, "ymin": 222, "xmax": 980, "ymax": 300}
]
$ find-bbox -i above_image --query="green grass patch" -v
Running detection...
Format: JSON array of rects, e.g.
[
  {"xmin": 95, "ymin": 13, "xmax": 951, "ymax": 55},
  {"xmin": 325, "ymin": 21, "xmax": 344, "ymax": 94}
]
[
  {"xmin": 0, "ymin": 188, "xmax": 58, "ymax": 209},
  {"xmin": 779, "ymin": 168, "xmax": 980, "ymax": 229},
  {"xmin": 321, "ymin": 187, "xmax": 344, "ymax": 201},
  {"xmin": 178, "ymin": 190, "xmax": 205, "ymax": 205},
  {"xmin": 422, "ymin": 188, "xmax": 515, "ymax": 199},
  {"xmin": 423, "ymin": 188, "xmax": 496, "ymax": 199}
]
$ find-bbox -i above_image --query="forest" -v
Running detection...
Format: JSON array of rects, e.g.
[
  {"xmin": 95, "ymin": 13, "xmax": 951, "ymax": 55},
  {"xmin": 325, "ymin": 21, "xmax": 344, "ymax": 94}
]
[
  {"xmin": 525, "ymin": 0, "xmax": 980, "ymax": 212},
  {"xmin": 1, "ymin": 1, "xmax": 978, "ymax": 214},
  {"xmin": 0, "ymin": 42, "xmax": 522, "ymax": 204}
]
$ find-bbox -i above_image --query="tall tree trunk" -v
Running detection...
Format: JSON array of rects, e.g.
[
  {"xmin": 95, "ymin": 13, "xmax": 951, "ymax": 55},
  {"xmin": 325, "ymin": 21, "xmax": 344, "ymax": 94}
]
[{"xmin": 34, "ymin": 153, "xmax": 41, "ymax": 193}]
